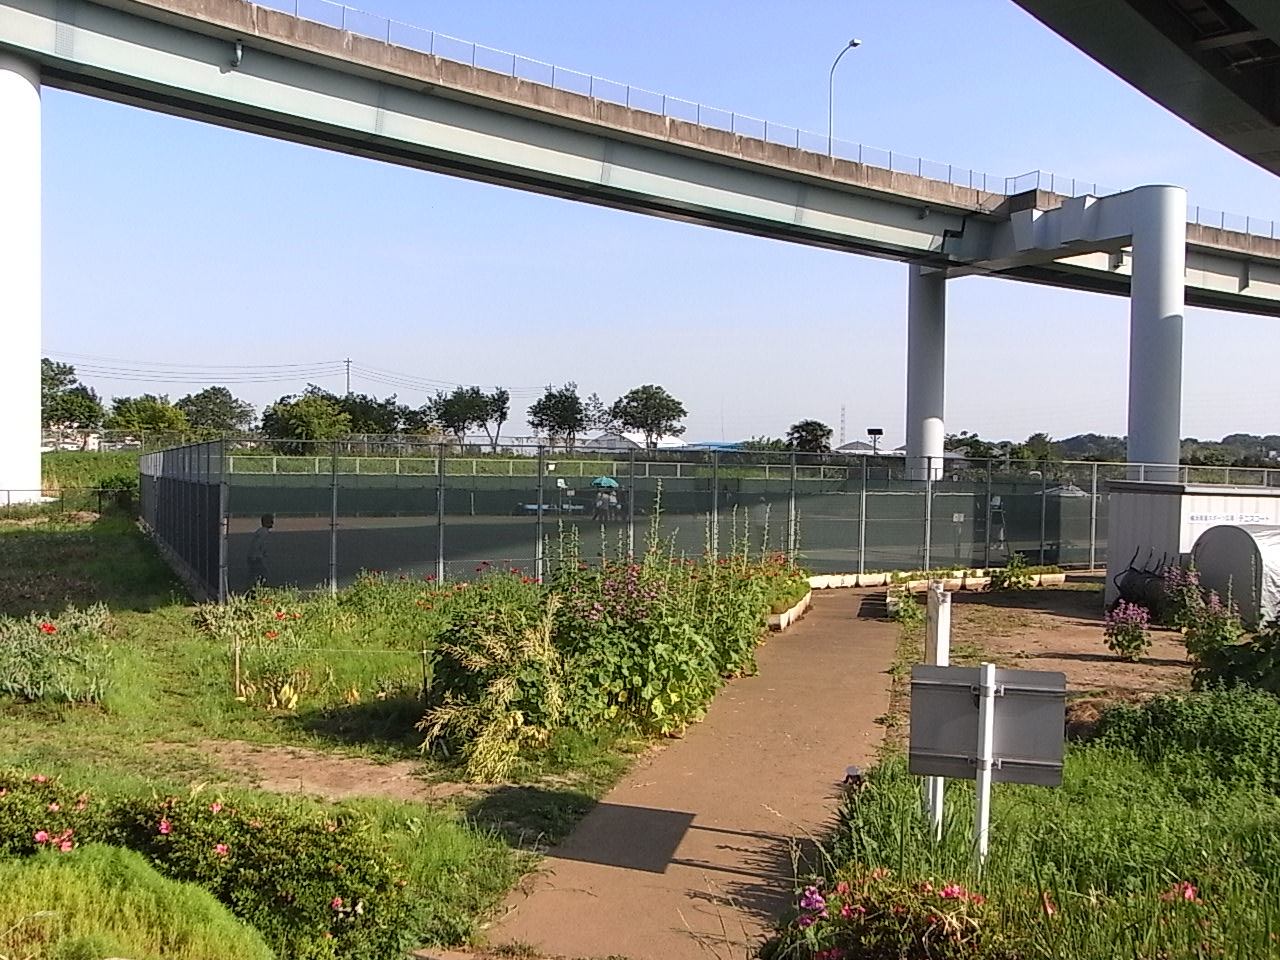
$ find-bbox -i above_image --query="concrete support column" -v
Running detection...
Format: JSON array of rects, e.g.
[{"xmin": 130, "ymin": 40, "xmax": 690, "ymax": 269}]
[
  {"xmin": 1126, "ymin": 185, "xmax": 1186, "ymax": 481},
  {"xmin": 906, "ymin": 266, "xmax": 946, "ymax": 480},
  {"xmin": 0, "ymin": 54, "xmax": 42, "ymax": 503}
]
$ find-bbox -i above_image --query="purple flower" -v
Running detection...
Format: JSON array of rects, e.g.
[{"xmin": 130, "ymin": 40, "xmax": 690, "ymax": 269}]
[{"xmin": 799, "ymin": 886, "xmax": 827, "ymax": 912}]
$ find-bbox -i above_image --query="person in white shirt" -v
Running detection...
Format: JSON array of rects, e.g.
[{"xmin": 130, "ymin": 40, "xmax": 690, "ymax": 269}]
[{"xmin": 247, "ymin": 514, "xmax": 274, "ymax": 587}]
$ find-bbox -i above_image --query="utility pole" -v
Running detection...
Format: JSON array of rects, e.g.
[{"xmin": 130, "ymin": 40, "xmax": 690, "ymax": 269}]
[
  {"xmin": 344, "ymin": 358, "xmax": 352, "ymax": 396},
  {"xmin": 840, "ymin": 405, "xmax": 847, "ymax": 446}
]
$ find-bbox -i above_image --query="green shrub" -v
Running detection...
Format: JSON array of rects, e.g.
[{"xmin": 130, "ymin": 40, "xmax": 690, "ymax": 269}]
[
  {"xmin": 891, "ymin": 590, "xmax": 924, "ymax": 628},
  {"xmin": 1096, "ymin": 688, "xmax": 1280, "ymax": 794},
  {"xmin": 0, "ymin": 605, "xmax": 113, "ymax": 703},
  {"xmin": 110, "ymin": 793, "xmax": 413, "ymax": 960},
  {"xmin": 0, "ymin": 771, "xmax": 413, "ymax": 960},
  {"xmin": 0, "ymin": 845, "xmax": 275, "ymax": 960},
  {"xmin": 988, "ymin": 552, "xmax": 1033, "ymax": 591}
]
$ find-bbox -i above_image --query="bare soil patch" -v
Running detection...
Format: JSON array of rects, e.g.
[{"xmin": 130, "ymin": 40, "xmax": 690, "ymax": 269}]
[
  {"xmin": 950, "ymin": 586, "xmax": 1193, "ymax": 700},
  {"xmin": 203, "ymin": 740, "xmax": 479, "ymax": 804}
]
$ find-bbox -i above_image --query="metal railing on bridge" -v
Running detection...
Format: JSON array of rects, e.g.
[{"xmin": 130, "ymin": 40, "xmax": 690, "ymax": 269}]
[{"xmin": 252, "ymin": 0, "xmax": 1280, "ymax": 239}]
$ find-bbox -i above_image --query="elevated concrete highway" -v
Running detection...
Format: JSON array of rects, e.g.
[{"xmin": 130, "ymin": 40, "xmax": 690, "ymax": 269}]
[
  {"xmin": 1014, "ymin": 0, "xmax": 1280, "ymax": 178},
  {"xmin": 1, "ymin": 0, "xmax": 1277, "ymax": 496}
]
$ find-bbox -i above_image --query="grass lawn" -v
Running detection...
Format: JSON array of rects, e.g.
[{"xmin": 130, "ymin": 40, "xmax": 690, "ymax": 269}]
[
  {"xmin": 0, "ymin": 509, "xmax": 639, "ymax": 951},
  {"xmin": 768, "ymin": 589, "xmax": 1280, "ymax": 959}
]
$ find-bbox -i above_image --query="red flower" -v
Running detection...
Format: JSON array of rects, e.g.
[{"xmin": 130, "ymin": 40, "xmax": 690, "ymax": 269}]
[
  {"xmin": 266, "ymin": 631, "xmax": 278, "ymax": 639},
  {"xmin": 38, "ymin": 622, "xmax": 56, "ymax": 634},
  {"xmin": 274, "ymin": 612, "xmax": 285, "ymax": 620}
]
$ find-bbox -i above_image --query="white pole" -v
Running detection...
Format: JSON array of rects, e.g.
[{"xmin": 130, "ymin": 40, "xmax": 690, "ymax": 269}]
[
  {"xmin": 905, "ymin": 267, "xmax": 946, "ymax": 482},
  {"xmin": 0, "ymin": 55, "xmax": 42, "ymax": 502},
  {"xmin": 973, "ymin": 661, "xmax": 997, "ymax": 869},
  {"xmin": 924, "ymin": 582, "xmax": 951, "ymax": 840},
  {"xmin": 1126, "ymin": 185, "xmax": 1185, "ymax": 481}
]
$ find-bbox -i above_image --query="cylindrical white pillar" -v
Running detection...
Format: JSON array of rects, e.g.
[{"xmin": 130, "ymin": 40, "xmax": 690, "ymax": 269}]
[
  {"xmin": 906, "ymin": 266, "xmax": 946, "ymax": 481},
  {"xmin": 0, "ymin": 55, "xmax": 42, "ymax": 503},
  {"xmin": 1127, "ymin": 185, "xmax": 1186, "ymax": 482}
]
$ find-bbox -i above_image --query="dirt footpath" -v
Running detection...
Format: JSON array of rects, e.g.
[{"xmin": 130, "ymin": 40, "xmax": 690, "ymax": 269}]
[
  {"xmin": 949, "ymin": 585, "xmax": 1192, "ymax": 699},
  {"xmin": 488, "ymin": 590, "xmax": 897, "ymax": 960}
]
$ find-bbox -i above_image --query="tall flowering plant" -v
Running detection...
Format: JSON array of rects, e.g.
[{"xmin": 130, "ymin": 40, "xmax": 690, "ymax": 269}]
[{"xmin": 1104, "ymin": 601, "xmax": 1152, "ymax": 662}]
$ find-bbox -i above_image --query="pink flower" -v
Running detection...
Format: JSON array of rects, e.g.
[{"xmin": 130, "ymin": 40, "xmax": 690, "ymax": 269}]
[
  {"xmin": 32, "ymin": 774, "xmax": 47, "ymax": 783},
  {"xmin": 33, "ymin": 830, "xmax": 49, "ymax": 843},
  {"xmin": 210, "ymin": 802, "xmax": 223, "ymax": 814},
  {"xmin": 835, "ymin": 881, "xmax": 850, "ymax": 895},
  {"xmin": 1041, "ymin": 893, "xmax": 1056, "ymax": 915},
  {"xmin": 158, "ymin": 819, "xmax": 171, "ymax": 835},
  {"xmin": 59, "ymin": 840, "xmax": 73, "ymax": 852},
  {"xmin": 214, "ymin": 843, "xmax": 229, "ymax": 856},
  {"xmin": 330, "ymin": 897, "xmax": 343, "ymax": 910},
  {"xmin": 47, "ymin": 802, "xmax": 59, "ymax": 812},
  {"xmin": 940, "ymin": 884, "xmax": 967, "ymax": 899}
]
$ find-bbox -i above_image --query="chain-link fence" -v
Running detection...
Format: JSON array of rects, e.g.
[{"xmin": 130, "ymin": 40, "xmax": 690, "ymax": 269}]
[
  {"xmin": 131, "ymin": 440, "xmax": 1280, "ymax": 601},
  {"xmin": 139, "ymin": 441, "xmax": 226, "ymax": 601}
]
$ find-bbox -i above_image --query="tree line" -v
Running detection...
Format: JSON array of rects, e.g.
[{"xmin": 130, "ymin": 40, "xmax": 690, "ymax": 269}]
[{"xmin": 40, "ymin": 361, "xmax": 688, "ymax": 451}]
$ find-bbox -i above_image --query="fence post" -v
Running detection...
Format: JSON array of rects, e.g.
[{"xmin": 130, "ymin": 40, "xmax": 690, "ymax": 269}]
[
  {"xmin": 628, "ymin": 448, "xmax": 636, "ymax": 557},
  {"xmin": 858, "ymin": 455, "xmax": 868, "ymax": 575},
  {"xmin": 436, "ymin": 443, "xmax": 446, "ymax": 582},
  {"xmin": 218, "ymin": 443, "xmax": 229, "ymax": 603},
  {"xmin": 983, "ymin": 459, "xmax": 993, "ymax": 569},
  {"xmin": 535, "ymin": 446, "xmax": 545, "ymax": 583},
  {"xmin": 1039, "ymin": 469, "xmax": 1047, "ymax": 566},
  {"xmin": 788, "ymin": 453, "xmax": 798, "ymax": 559},
  {"xmin": 329, "ymin": 441, "xmax": 338, "ymax": 596},
  {"xmin": 923, "ymin": 461, "xmax": 934, "ymax": 570},
  {"xmin": 711, "ymin": 451, "xmax": 720, "ymax": 559},
  {"xmin": 1088, "ymin": 463, "xmax": 1098, "ymax": 571}
]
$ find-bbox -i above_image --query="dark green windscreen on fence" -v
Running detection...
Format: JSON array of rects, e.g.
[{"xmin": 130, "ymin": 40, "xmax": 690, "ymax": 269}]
[{"xmin": 144, "ymin": 442, "xmax": 1120, "ymax": 595}]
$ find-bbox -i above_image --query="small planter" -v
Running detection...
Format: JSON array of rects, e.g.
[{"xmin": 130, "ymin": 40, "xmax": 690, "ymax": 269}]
[
  {"xmin": 806, "ymin": 575, "xmax": 834, "ymax": 590},
  {"xmin": 857, "ymin": 572, "xmax": 888, "ymax": 588},
  {"xmin": 768, "ymin": 590, "xmax": 813, "ymax": 631},
  {"xmin": 905, "ymin": 579, "xmax": 929, "ymax": 593},
  {"xmin": 941, "ymin": 578, "xmax": 963, "ymax": 592},
  {"xmin": 963, "ymin": 576, "xmax": 991, "ymax": 591},
  {"xmin": 1037, "ymin": 572, "xmax": 1067, "ymax": 587}
]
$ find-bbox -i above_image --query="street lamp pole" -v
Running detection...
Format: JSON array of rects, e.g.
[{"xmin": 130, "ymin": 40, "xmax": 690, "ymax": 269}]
[{"xmin": 828, "ymin": 38, "xmax": 862, "ymax": 157}]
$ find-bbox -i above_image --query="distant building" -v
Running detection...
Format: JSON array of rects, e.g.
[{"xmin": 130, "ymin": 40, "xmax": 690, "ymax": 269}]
[{"xmin": 579, "ymin": 431, "xmax": 642, "ymax": 452}]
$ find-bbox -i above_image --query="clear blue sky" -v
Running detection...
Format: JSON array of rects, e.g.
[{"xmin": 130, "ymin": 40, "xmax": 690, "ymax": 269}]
[{"xmin": 41, "ymin": 0, "xmax": 1280, "ymax": 446}]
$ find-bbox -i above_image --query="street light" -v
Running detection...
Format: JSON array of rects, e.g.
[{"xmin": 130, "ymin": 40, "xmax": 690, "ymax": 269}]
[
  {"xmin": 828, "ymin": 38, "xmax": 862, "ymax": 156},
  {"xmin": 867, "ymin": 427, "xmax": 883, "ymax": 456}
]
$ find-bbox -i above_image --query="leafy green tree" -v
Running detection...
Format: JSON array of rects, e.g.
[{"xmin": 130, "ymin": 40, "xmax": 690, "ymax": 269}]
[
  {"xmin": 584, "ymin": 392, "xmax": 618, "ymax": 434},
  {"xmin": 428, "ymin": 386, "xmax": 489, "ymax": 446},
  {"xmin": 527, "ymin": 383, "xmax": 587, "ymax": 451},
  {"xmin": 337, "ymin": 392, "xmax": 407, "ymax": 434},
  {"xmin": 105, "ymin": 395, "xmax": 189, "ymax": 433},
  {"xmin": 786, "ymin": 419, "xmax": 833, "ymax": 453},
  {"xmin": 610, "ymin": 385, "xmax": 687, "ymax": 450},
  {"xmin": 478, "ymin": 388, "xmax": 510, "ymax": 452},
  {"xmin": 40, "ymin": 358, "xmax": 104, "ymax": 428},
  {"xmin": 945, "ymin": 430, "xmax": 1001, "ymax": 460},
  {"xmin": 261, "ymin": 391, "xmax": 351, "ymax": 453},
  {"xmin": 741, "ymin": 436, "xmax": 788, "ymax": 451},
  {"xmin": 175, "ymin": 386, "xmax": 254, "ymax": 434}
]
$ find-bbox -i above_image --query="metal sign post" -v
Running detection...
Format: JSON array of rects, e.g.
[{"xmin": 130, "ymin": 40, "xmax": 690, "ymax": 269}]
[
  {"xmin": 973, "ymin": 662, "xmax": 997, "ymax": 867},
  {"xmin": 923, "ymin": 582, "xmax": 951, "ymax": 841},
  {"xmin": 909, "ymin": 663, "xmax": 1066, "ymax": 869}
]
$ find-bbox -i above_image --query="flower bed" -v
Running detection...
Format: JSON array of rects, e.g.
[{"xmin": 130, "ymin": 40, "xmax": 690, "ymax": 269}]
[{"xmin": 763, "ymin": 690, "xmax": 1280, "ymax": 959}]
